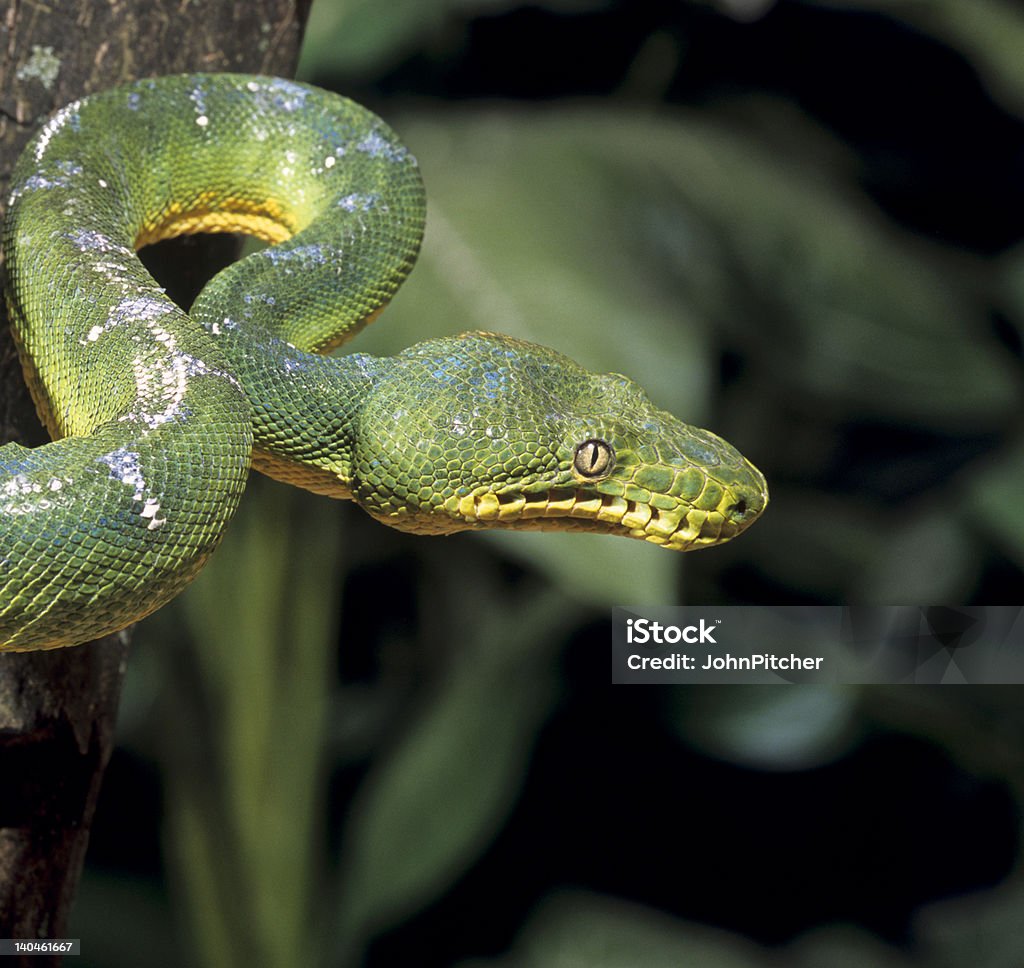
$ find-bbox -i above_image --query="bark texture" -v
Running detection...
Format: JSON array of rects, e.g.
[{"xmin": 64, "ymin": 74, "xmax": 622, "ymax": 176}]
[{"xmin": 0, "ymin": 1, "xmax": 310, "ymax": 958}]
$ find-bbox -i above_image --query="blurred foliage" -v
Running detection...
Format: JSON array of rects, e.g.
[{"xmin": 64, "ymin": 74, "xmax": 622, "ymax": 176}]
[{"xmin": 69, "ymin": 1, "xmax": 1024, "ymax": 967}]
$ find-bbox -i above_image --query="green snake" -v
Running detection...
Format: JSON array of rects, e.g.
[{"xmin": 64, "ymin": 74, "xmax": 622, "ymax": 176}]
[{"xmin": 0, "ymin": 74, "xmax": 767, "ymax": 652}]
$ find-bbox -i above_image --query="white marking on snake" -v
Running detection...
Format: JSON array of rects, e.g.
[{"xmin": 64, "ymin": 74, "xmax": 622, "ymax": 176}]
[
  {"xmin": 140, "ymin": 497, "xmax": 166, "ymax": 530},
  {"xmin": 267, "ymin": 79, "xmax": 308, "ymax": 112},
  {"xmin": 97, "ymin": 449, "xmax": 167, "ymax": 530},
  {"xmin": 98, "ymin": 448, "xmax": 147, "ymax": 501},
  {"xmin": 32, "ymin": 100, "xmax": 82, "ymax": 161},
  {"xmin": 338, "ymin": 192, "xmax": 381, "ymax": 212},
  {"xmin": 66, "ymin": 229, "xmax": 131, "ymax": 253},
  {"xmin": 81, "ymin": 295, "xmax": 236, "ymax": 429},
  {"xmin": 1, "ymin": 474, "xmax": 43, "ymax": 498}
]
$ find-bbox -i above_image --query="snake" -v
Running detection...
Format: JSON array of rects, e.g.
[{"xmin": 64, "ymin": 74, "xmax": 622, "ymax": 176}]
[{"xmin": 0, "ymin": 74, "xmax": 768, "ymax": 652}]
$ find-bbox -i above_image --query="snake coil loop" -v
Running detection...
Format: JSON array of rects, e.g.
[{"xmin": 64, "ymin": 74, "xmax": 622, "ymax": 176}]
[{"xmin": 0, "ymin": 74, "xmax": 768, "ymax": 651}]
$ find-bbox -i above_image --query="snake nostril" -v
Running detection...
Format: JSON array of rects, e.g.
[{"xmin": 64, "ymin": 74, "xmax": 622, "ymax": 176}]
[{"xmin": 729, "ymin": 498, "xmax": 748, "ymax": 519}]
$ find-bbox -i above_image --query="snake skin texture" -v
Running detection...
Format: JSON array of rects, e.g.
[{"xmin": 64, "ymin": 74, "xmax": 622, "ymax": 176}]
[{"xmin": 0, "ymin": 74, "xmax": 767, "ymax": 651}]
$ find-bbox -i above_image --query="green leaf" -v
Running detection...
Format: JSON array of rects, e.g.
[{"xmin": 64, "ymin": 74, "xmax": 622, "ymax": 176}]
[
  {"xmin": 457, "ymin": 891, "xmax": 917, "ymax": 968},
  {"xmin": 297, "ymin": 0, "xmax": 446, "ymax": 77},
  {"xmin": 966, "ymin": 437, "xmax": 1024, "ymax": 569},
  {"xmin": 785, "ymin": 923, "xmax": 916, "ymax": 968},
  {"xmin": 671, "ymin": 686, "xmax": 861, "ymax": 771},
  {"xmin": 156, "ymin": 476, "xmax": 342, "ymax": 968},
  {"xmin": 481, "ymin": 529, "xmax": 680, "ymax": 605},
  {"xmin": 457, "ymin": 892, "xmax": 768, "ymax": 968},
  {"xmin": 382, "ymin": 108, "xmax": 1018, "ymax": 429},
  {"xmin": 916, "ymin": 879, "xmax": 1024, "ymax": 968},
  {"xmin": 334, "ymin": 591, "xmax": 568, "ymax": 957},
  {"xmin": 855, "ymin": 506, "xmax": 981, "ymax": 603}
]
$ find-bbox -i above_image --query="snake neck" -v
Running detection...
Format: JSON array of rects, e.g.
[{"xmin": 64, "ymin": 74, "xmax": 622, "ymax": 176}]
[{"xmin": 194, "ymin": 304, "xmax": 384, "ymax": 498}]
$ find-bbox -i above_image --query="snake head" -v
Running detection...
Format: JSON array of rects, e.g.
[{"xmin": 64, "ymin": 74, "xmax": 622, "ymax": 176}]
[{"xmin": 350, "ymin": 332, "xmax": 768, "ymax": 551}]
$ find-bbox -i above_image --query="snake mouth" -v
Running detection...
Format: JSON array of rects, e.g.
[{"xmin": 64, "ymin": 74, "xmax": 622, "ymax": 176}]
[{"xmin": 437, "ymin": 483, "xmax": 766, "ymax": 551}]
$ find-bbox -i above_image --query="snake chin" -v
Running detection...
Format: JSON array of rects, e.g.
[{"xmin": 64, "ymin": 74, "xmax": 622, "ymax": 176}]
[{"xmin": 365, "ymin": 474, "xmax": 767, "ymax": 551}]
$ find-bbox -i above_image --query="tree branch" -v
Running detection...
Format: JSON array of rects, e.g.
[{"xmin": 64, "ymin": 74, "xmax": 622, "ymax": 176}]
[{"xmin": 0, "ymin": 2, "xmax": 311, "ymax": 959}]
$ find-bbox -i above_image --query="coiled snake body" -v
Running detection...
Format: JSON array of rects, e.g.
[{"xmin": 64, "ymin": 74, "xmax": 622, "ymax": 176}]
[{"xmin": 0, "ymin": 74, "xmax": 767, "ymax": 651}]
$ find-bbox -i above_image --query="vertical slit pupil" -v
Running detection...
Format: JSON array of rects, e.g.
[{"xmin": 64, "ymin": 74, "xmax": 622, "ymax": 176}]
[{"xmin": 574, "ymin": 439, "xmax": 613, "ymax": 479}]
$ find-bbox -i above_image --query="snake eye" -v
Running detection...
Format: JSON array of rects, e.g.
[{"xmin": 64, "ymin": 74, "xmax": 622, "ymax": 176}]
[{"xmin": 573, "ymin": 438, "xmax": 615, "ymax": 480}]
